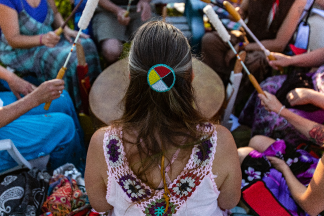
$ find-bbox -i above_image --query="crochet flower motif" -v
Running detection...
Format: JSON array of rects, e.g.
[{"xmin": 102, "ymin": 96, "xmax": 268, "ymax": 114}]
[
  {"xmin": 119, "ymin": 174, "xmax": 151, "ymax": 202},
  {"xmin": 106, "ymin": 135, "xmax": 123, "ymax": 168},
  {"xmin": 193, "ymin": 137, "xmax": 214, "ymax": 166},
  {"xmin": 245, "ymin": 167, "xmax": 261, "ymax": 181},
  {"xmin": 154, "ymin": 206, "xmax": 166, "ymax": 216},
  {"xmin": 144, "ymin": 198, "xmax": 176, "ymax": 216},
  {"xmin": 170, "ymin": 172, "xmax": 201, "ymax": 199}
]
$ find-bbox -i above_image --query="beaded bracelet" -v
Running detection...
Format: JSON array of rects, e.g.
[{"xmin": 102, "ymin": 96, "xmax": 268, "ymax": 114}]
[{"xmin": 277, "ymin": 105, "xmax": 285, "ymax": 116}]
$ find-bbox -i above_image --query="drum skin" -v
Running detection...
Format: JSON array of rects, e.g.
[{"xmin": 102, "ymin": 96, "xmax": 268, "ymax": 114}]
[{"xmin": 89, "ymin": 58, "xmax": 225, "ymax": 125}]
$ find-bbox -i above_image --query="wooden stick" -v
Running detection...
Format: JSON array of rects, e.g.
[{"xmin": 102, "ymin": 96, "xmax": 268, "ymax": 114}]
[
  {"xmin": 227, "ymin": 42, "xmax": 265, "ymax": 95},
  {"xmin": 76, "ymin": 43, "xmax": 86, "ymax": 66},
  {"xmin": 124, "ymin": 0, "xmax": 133, "ymax": 17},
  {"xmin": 233, "ymin": 51, "xmax": 246, "ymax": 73},
  {"xmin": 44, "ymin": 67, "xmax": 67, "ymax": 110},
  {"xmin": 162, "ymin": 6, "xmax": 167, "ymax": 22},
  {"xmin": 223, "ymin": 1, "xmax": 282, "ymax": 71},
  {"xmin": 55, "ymin": 0, "xmax": 85, "ymax": 36}
]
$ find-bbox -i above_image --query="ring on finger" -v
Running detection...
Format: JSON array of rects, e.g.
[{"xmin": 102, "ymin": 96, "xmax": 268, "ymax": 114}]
[{"xmin": 59, "ymin": 90, "xmax": 62, "ymax": 94}]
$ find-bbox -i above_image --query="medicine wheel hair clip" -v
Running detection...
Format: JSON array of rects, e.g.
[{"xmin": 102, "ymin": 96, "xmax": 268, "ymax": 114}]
[{"xmin": 147, "ymin": 64, "xmax": 176, "ymax": 92}]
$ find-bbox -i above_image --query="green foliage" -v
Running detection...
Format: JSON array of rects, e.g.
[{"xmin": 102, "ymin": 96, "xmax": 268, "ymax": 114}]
[
  {"xmin": 55, "ymin": 0, "xmax": 74, "ymax": 29},
  {"xmin": 120, "ymin": 42, "xmax": 131, "ymax": 60}
]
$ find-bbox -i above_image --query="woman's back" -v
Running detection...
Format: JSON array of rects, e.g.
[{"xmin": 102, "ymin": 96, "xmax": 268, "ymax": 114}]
[{"xmin": 86, "ymin": 123, "xmax": 241, "ymax": 215}]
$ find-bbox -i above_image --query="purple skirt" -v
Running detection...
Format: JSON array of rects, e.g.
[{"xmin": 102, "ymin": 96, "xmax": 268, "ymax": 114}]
[
  {"xmin": 239, "ymin": 66, "xmax": 324, "ymax": 146},
  {"xmin": 241, "ymin": 140, "xmax": 319, "ymax": 216}
]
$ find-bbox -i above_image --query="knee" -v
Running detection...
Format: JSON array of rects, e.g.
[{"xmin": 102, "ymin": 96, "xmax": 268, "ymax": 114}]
[
  {"xmin": 248, "ymin": 135, "xmax": 275, "ymax": 152},
  {"xmin": 101, "ymin": 39, "xmax": 122, "ymax": 63},
  {"xmin": 237, "ymin": 147, "xmax": 254, "ymax": 164}
]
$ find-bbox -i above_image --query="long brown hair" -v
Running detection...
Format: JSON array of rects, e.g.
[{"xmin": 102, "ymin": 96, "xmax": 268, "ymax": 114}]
[{"xmin": 113, "ymin": 21, "xmax": 210, "ymax": 186}]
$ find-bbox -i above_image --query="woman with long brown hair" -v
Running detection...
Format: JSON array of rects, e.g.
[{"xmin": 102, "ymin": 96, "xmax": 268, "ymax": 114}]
[{"xmin": 85, "ymin": 21, "xmax": 241, "ymax": 215}]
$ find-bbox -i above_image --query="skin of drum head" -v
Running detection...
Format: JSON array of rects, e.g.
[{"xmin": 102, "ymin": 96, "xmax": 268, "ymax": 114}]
[{"xmin": 89, "ymin": 58, "xmax": 225, "ymax": 125}]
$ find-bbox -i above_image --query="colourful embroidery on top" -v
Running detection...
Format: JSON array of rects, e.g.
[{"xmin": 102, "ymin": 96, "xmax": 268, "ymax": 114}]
[
  {"xmin": 104, "ymin": 124, "xmax": 217, "ymax": 215},
  {"xmin": 170, "ymin": 173, "xmax": 201, "ymax": 200},
  {"xmin": 106, "ymin": 135, "xmax": 123, "ymax": 168},
  {"xmin": 119, "ymin": 174, "xmax": 151, "ymax": 202},
  {"xmin": 193, "ymin": 137, "xmax": 214, "ymax": 166},
  {"xmin": 147, "ymin": 64, "xmax": 176, "ymax": 92},
  {"xmin": 144, "ymin": 198, "xmax": 177, "ymax": 215}
]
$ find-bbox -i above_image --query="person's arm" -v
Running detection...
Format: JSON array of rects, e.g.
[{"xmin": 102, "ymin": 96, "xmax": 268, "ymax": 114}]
[
  {"xmin": 0, "ymin": 3, "xmax": 60, "ymax": 48},
  {"xmin": 259, "ymin": 91, "xmax": 324, "ymax": 146},
  {"xmin": 85, "ymin": 129, "xmax": 114, "ymax": 213},
  {"xmin": 136, "ymin": 0, "xmax": 151, "ymax": 22},
  {"xmin": 286, "ymin": 88, "xmax": 324, "ymax": 109},
  {"xmin": 212, "ymin": 125, "xmax": 241, "ymax": 210},
  {"xmin": 269, "ymin": 47, "xmax": 324, "ymax": 69},
  {"xmin": 237, "ymin": 0, "xmax": 248, "ymax": 20},
  {"xmin": 0, "ymin": 79, "xmax": 64, "ymax": 128},
  {"xmin": 244, "ymin": 0, "xmax": 307, "ymax": 52},
  {"xmin": 98, "ymin": 0, "xmax": 130, "ymax": 25},
  {"xmin": 0, "ymin": 66, "xmax": 35, "ymax": 99},
  {"xmin": 267, "ymin": 155, "xmax": 324, "ymax": 216},
  {"xmin": 47, "ymin": 0, "xmax": 89, "ymax": 43}
]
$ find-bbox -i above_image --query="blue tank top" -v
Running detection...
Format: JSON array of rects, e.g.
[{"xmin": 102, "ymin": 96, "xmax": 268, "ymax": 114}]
[{"xmin": 0, "ymin": 0, "xmax": 47, "ymax": 35}]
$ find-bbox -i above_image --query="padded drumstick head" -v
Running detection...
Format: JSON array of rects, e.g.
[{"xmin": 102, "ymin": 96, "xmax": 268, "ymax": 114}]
[
  {"xmin": 203, "ymin": 5, "xmax": 231, "ymax": 42},
  {"xmin": 147, "ymin": 64, "xmax": 176, "ymax": 92},
  {"xmin": 78, "ymin": 0, "xmax": 99, "ymax": 30}
]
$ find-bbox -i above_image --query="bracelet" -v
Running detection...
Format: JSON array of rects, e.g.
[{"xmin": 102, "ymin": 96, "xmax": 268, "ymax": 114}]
[
  {"xmin": 40, "ymin": 34, "xmax": 43, "ymax": 45},
  {"xmin": 277, "ymin": 105, "xmax": 285, "ymax": 116}
]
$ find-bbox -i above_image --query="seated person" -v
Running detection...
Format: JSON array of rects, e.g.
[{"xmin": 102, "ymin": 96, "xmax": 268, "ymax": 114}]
[
  {"xmin": 239, "ymin": 47, "xmax": 324, "ymax": 146},
  {"xmin": 0, "ymin": 65, "xmax": 86, "ymax": 173},
  {"xmin": 201, "ymin": 0, "xmax": 307, "ymax": 108},
  {"xmin": 92, "ymin": 0, "xmax": 151, "ymax": 65},
  {"xmin": 0, "ymin": 0, "xmax": 102, "ymax": 109},
  {"xmin": 238, "ymin": 91, "xmax": 324, "ymax": 216},
  {"xmin": 85, "ymin": 21, "xmax": 241, "ymax": 215}
]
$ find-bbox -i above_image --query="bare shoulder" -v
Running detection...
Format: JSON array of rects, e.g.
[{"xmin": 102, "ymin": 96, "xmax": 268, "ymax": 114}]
[
  {"xmin": 214, "ymin": 124, "xmax": 236, "ymax": 153},
  {"xmin": 89, "ymin": 127, "xmax": 109, "ymax": 152},
  {"xmin": 212, "ymin": 124, "xmax": 238, "ymax": 175}
]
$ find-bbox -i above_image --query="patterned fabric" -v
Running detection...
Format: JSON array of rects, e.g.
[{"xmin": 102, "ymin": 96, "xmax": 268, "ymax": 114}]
[
  {"xmin": 241, "ymin": 140, "xmax": 319, "ymax": 216},
  {"xmin": 0, "ymin": 168, "xmax": 51, "ymax": 215},
  {"xmin": 0, "ymin": 0, "xmax": 101, "ymax": 109},
  {"xmin": 101, "ymin": 124, "xmax": 225, "ymax": 216},
  {"xmin": 239, "ymin": 66, "xmax": 324, "ymax": 146},
  {"xmin": 41, "ymin": 174, "xmax": 90, "ymax": 215}
]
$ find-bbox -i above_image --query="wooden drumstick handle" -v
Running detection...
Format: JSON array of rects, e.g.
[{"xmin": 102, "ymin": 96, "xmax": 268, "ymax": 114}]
[
  {"xmin": 223, "ymin": 1, "xmax": 241, "ymax": 22},
  {"xmin": 162, "ymin": 6, "xmax": 167, "ymax": 22},
  {"xmin": 248, "ymin": 74, "xmax": 265, "ymax": 95},
  {"xmin": 124, "ymin": 11, "xmax": 130, "ymax": 17},
  {"xmin": 44, "ymin": 67, "xmax": 67, "ymax": 110},
  {"xmin": 55, "ymin": 27, "xmax": 64, "ymax": 36},
  {"xmin": 267, "ymin": 53, "xmax": 283, "ymax": 71}
]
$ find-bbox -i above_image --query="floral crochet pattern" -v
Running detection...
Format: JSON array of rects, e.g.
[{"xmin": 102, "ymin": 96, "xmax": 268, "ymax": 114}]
[
  {"xmin": 144, "ymin": 198, "xmax": 177, "ymax": 216},
  {"xmin": 119, "ymin": 174, "xmax": 151, "ymax": 202},
  {"xmin": 193, "ymin": 137, "xmax": 214, "ymax": 166},
  {"xmin": 105, "ymin": 135, "xmax": 123, "ymax": 168},
  {"xmin": 170, "ymin": 173, "xmax": 201, "ymax": 199}
]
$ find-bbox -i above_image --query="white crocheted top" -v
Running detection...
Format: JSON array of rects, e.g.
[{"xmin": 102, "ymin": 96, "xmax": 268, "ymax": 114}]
[{"xmin": 102, "ymin": 123, "xmax": 225, "ymax": 216}]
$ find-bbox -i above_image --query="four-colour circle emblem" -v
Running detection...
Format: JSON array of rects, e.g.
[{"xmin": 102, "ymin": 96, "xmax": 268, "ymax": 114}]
[{"xmin": 147, "ymin": 64, "xmax": 176, "ymax": 92}]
